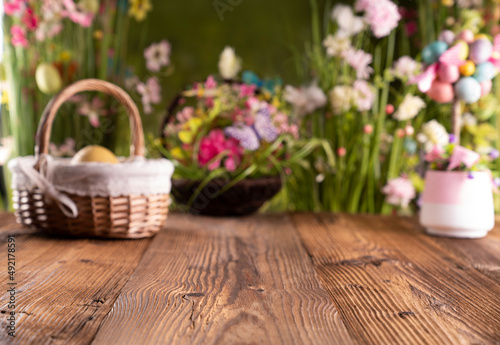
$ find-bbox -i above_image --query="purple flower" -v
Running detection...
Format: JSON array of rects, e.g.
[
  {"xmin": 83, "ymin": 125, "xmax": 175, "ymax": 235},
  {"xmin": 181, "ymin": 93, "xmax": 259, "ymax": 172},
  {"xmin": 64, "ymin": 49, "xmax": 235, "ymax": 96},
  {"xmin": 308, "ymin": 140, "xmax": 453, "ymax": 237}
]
[
  {"xmin": 489, "ymin": 149, "xmax": 499, "ymax": 160},
  {"xmin": 225, "ymin": 109, "xmax": 278, "ymax": 151},
  {"xmin": 449, "ymin": 134, "xmax": 457, "ymax": 144}
]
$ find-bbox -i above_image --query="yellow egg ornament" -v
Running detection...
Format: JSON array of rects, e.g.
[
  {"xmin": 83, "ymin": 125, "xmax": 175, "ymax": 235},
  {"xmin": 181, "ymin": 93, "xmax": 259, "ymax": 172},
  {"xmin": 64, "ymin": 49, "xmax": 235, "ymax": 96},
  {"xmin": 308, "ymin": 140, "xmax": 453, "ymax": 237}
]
[
  {"xmin": 71, "ymin": 145, "xmax": 119, "ymax": 164},
  {"xmin": 35, "ymin": 63, "xmax": 63, "ymax": 95},
  {"xmin": 459, "ymin": 60, "xmax": 476, "ymax": 76}
]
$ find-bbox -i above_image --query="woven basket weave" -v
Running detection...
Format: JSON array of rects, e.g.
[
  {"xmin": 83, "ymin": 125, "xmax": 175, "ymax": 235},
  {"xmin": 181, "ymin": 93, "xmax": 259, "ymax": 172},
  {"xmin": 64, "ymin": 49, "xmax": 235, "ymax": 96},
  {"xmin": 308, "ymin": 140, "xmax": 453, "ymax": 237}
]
[{"xmin": 12, "ymin": 79, "xmax": 170, "ymax": 239}]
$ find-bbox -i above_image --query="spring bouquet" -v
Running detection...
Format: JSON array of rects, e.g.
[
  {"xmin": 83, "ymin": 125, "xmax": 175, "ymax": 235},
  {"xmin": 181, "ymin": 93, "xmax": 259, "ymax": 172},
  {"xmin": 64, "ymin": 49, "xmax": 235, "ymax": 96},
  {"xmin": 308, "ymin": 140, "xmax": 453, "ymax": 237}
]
[{"xmin": 159, "ymin": 47, "xmax": 333, "ymax": 215}]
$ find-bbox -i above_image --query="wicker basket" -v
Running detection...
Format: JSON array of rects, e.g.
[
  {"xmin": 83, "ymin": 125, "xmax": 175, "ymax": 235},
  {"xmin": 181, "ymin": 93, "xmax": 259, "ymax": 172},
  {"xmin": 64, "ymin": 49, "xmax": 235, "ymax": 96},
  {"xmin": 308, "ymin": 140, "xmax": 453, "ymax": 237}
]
[
  {"xmin": 10, "ymin": 79, "xmax": 172, "ymax": 239},
  {"xmin": 171, "ymin": 176, "xmax": 282, "ymax": 216}
]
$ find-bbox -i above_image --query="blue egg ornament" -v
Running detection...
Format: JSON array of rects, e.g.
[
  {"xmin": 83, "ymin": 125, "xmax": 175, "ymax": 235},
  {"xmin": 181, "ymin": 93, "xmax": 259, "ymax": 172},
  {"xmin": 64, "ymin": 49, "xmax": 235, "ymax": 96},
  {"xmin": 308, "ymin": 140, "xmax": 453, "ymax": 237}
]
[
  {"xmin": 422, "ymin": 41, "xmax": 448, "ymax": 64},
  {"xmin": 473, "ymin": 61, "xmax": 497, "ymax": 82},
  {"xmin": 469, "ymin": 39, "xmax": 493, "ymax": 64},
  {"xmin": 454, "ymin": 77, "xmax": 481, "ymax": 104}
]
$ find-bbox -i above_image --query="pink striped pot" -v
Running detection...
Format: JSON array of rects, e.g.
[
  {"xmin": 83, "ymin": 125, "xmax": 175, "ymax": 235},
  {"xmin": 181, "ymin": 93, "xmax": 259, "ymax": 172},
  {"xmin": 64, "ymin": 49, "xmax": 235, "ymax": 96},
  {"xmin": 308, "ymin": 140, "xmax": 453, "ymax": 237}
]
[{"xmin": 420, "ymin": 170, "xmax": 495, "ymax": 238}]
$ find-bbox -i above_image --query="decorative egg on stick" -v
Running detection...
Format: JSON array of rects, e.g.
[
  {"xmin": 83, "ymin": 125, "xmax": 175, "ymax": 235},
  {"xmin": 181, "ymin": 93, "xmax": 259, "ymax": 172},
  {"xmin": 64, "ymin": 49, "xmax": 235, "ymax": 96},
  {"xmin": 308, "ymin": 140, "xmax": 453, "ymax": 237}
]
[
  {"xmin": 410, "ymin": 32, "xmax": 500, "ymax": 144},
  {"xmin": 71, "ymin": 145, "xmax": 119, "ymax": 164}
]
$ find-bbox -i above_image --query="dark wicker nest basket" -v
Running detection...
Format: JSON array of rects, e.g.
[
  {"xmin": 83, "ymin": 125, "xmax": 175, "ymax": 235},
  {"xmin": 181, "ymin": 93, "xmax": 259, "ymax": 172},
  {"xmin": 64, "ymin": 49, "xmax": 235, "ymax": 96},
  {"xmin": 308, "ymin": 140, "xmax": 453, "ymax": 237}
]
[{"xmin": 171, "ymin": 176, "xmax": 282, "ymax": 216}]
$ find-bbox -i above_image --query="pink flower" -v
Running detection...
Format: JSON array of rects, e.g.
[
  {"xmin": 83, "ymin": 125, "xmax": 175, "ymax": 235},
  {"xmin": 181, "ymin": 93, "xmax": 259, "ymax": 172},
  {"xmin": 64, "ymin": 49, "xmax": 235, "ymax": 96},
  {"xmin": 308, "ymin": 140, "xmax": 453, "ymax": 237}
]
[
  {"xmin": 239, "ymin": 84, "xmax": 257, "ymax": 98},
  {"xmin": 176, "ymin": 107, "xmax": 194, "ymax": 124},
  {"xmin": 405, "ymin": 21, "xmax": 417, "ymax": 37},
  {"xmin": 49, "ymin": 138, "xmax": 76, "ymax": 157},
  {"xmin": 362, "ymin": 0, "xmax": 401, "ymax": 38},
  {"xmin": 353, "ymin": 80, "xmax": 374, "ymax": 111},
  {"xmin": 354, "ymin": 0, "xmax": 370, "ymax": 12},
  {"xmin": 137, "ymin": 77, "xmax": 162, "ymax": 114},
  {"xmin": 344, "ymin": 48, "xmax": 373, "ymax": 79},
  {"xmin": 144, "ymin": 40, "xmax": 171, "ymax": 72},
  {"xmin": 424, "ymin": 145, "xmax": 445, "ymax": 162},
  {"xmin": 23, "ymin": 8, "xmax": 38, "ymax": 31},
  {"xmin": 382, "ymin": 177, "xmax": 416, "ymax": 208},
  {"xmin": 4, "ymin": 0, "xmax": 25, "ymax": 16},
  {"xmin": 198, "ymin": 129, "xmax": 243, "ymax": 172},
  {"xmin": 11, "ymin": 25, "xmax": 28, "ymax": 47},
  {"xmin": 77, "ymin": 97, "xmax": 106, "ymax": 128},
  {"xmin": 62, "ymin": 0, "xmax": 94, "ymax": 27},
  {"xmin": 204, "ymin": 75, "xmax": 217, "ymax": 89},
  {"xmin": 447, "ymin": 146, "xmax": 480, "ymax": 171}
]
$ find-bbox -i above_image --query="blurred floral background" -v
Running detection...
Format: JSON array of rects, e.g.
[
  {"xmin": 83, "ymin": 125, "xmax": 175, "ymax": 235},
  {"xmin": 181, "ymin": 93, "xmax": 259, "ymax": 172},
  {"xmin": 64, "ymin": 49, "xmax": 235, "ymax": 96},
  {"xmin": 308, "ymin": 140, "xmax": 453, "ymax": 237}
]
[{"xmin": 0, "ymin": 0, "xmax": 499, "ymax": 214}]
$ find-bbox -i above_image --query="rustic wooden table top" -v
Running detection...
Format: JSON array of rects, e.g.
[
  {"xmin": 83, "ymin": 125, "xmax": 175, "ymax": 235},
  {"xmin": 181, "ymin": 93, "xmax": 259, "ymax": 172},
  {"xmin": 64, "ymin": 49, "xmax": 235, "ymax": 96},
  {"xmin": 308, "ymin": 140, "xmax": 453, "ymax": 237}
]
[{"xmin": 0, "ymin": 212, "xmax": 499, "ymax": 345}]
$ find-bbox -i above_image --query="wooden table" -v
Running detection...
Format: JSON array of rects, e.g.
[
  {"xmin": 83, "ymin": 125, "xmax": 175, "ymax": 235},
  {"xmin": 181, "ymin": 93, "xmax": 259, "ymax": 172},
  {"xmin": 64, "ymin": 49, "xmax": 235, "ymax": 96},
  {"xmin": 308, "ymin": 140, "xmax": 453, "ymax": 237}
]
[{"xmin": 0, "ymin": 212, "xmax": 499, "ymax": 345}]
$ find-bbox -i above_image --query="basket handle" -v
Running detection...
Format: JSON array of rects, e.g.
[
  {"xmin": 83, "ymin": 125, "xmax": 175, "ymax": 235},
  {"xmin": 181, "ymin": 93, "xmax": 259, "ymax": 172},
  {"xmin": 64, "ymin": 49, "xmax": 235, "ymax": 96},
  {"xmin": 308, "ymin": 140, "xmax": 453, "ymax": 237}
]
[{"xmin": 35, "ymin": 79, "xmax": 144, "ymax": 165}]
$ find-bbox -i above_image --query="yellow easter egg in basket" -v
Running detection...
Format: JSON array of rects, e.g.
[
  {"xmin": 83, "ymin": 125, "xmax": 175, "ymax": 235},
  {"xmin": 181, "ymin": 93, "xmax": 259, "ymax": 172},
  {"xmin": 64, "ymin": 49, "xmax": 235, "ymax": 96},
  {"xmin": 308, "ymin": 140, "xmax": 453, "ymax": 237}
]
[{"xmin": 71, "ymin": 145, "xmax": 119, "ymax": 164}]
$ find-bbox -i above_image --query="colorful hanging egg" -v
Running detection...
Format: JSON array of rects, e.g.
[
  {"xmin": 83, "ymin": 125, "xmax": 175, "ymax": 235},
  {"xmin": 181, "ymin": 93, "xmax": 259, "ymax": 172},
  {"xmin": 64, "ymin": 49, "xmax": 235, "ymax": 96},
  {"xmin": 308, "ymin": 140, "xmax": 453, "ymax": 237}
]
[
  {"xmin": 480, "ymin": 80, "xmax": 492, "ymax": 97},
  {"xmin": 35, "ymin": 63, "xmax": 63, "ymax": 95},
  {"xmin": 427, "ymin": 80, "xmax": 454, "ymax": 103},
  {"xmin": 469, "ymin": 39, "xmax": 493, "ymax": 64},
  {"xmin": 422, "ymin": 41, "xmax": 448, "ymax": 64},
  {"xmin": 457, "ymin": 29, "xmax": 474, "ymax": 43},
  {"xmin": 459, "ymin": 60, "xmax": 476, "ymax": 76},
  {"xmin": 454, "ymin": 77, "xmax": 481, "ymax": 104},
  {"xmin": 438, "ymin": 64, "xmax": 460, "ymax": 83},
  {"xmin": 473, "ymin": 61, "xmax": 497, "ymax": 82},
  {"xmin": 438, "ymin": 30, "xmax": 455, "ymax": 46},
  {"xmin": 455, "ymin": 40, "xmax": 470, "ymax": 60}
]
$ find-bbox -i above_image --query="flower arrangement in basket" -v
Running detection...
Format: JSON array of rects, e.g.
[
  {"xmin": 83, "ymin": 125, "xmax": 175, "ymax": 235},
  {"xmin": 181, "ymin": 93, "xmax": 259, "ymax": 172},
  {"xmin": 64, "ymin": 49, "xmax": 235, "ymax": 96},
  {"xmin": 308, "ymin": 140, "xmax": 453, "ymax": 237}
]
[
  {"xmin": 411, "ymin": 31, "xmax": 500, "ymax": 238},
  {"xmin": 8, "ymin": 79, "xmax": 174, "ymax": 239},
  {"xmin": 157, "ymin": 48, "xmax": 334, "ymax": 216}
]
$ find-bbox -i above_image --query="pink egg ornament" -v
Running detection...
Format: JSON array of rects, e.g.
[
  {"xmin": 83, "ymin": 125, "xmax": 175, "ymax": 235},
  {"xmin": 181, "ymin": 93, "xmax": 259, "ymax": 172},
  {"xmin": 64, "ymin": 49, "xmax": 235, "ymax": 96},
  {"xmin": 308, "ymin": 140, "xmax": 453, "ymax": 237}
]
[
  {"xmin": 437, "ymin": 64, "xmax": 460, "ymax": 83},
  {"xmin": 457, "ymin": 29, "xmax": 474, "ymax": 44},
  {"xmin": 426, "ymin": 80, "xmax": 454, "ymax": 103},
  {"xmin": 469, "ymin": 39, "xmax": 493, "ymax": 64},
  {"xmin": 480, "ymin": 79, "xmax": 492, "ymax": 97}
]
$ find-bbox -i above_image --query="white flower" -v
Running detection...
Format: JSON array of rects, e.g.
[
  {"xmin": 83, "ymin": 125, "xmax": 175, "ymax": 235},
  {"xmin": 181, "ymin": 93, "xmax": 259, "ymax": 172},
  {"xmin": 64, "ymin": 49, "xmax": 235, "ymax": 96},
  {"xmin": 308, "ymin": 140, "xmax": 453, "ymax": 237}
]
[
  {"xmin": 144, "ymin": 40, "xmax": 171, "ymax": 72},
  {"xmin": 323, "ymin": 33, "xmax": 352, "ymax": 57},
  {"xmin": 284, "ymin": 82, "xmax": 327, "ymax": 117},
  {"xmin": 420, "ymin": 120, "xmax": 449, "ymax": 152},
  {"xmin": 331, "ymin": 4, "xmax": 364, "ymax": 38},
  {"xmin": 329, "ymin": 85, "xmax": 354, "ymax": 115},
  {"xmin": 392, "ymin": 56, "xmax": 421, "ymax": 80},
  {"xmin": 218, "ymin": 46, "xmax": 241, "ymax": 80},
  {"xmin": 393, "ymin": 94, "xmax": 426, "ymax": 121},
  {"xmin": 461, "ymin": 112, "xmax": 477, "ymax": 128}
]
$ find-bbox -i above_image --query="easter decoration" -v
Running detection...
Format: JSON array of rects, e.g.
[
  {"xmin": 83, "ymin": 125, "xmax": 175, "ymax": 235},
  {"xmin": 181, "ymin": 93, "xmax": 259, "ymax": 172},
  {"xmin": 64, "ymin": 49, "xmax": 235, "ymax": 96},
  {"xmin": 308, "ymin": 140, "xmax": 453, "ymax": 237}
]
[
  {"xmin": 411, "ymin": 31, "xmax": 499, "ymax": 143},
  {"xmin": 413, "ymin": 31, "xmax": 499, "ymax": 238},
  {"xmin": 8, "ymin": 79, "xmax": 174, "ymax": 238},
  {"xmin": 158, "ymin": 48, "xmax": 333, "ymax": 216}
]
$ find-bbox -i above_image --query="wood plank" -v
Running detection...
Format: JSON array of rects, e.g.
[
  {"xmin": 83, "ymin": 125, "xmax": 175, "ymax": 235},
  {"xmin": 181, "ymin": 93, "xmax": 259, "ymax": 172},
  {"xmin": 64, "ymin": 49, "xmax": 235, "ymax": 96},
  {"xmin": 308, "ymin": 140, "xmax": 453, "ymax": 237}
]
[
  {"xmin": 0, "ymin": 216, "xmax": 152, "ymax": 345},
  {"xmin": 397, "ymin": 217, "xmax": 500, "ymax": 281},
  {"xmin": 0, "ymin": 213, "xmax": 38, "ymax": 240},
  {"xmin": 292, "ymin": 213, "xmax": 500, "ymax": 345},
  {"xmin": 91, "ymin": 213, "xmax": 354, "ymax": 345}
]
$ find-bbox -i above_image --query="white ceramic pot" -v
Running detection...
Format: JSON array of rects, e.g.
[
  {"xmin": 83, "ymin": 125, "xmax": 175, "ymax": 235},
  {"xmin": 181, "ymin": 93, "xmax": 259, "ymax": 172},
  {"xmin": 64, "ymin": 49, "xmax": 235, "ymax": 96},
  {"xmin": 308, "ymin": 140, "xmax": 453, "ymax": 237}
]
[{"xmin": 420, "ymin": 170, "xmax": 495, "ymax": 238}]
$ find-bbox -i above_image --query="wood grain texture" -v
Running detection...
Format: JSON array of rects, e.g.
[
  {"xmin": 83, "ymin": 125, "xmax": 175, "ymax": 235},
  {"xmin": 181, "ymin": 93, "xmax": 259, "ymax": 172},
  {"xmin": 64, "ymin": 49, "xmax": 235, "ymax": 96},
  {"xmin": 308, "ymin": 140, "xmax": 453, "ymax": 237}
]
[
  {"xmin": 397, "ymin": 216, "xmax": 500, "ymax": 281},
  {"xmin": 292, "ymin": 213, "xmax": 500, "ymax": 345},
  {"xmin": 0, "ymin": 213, "xmax": 37, "ymax": 240},
  {"xmin": 91, "ymin": 213, "xmax": 353, "ymax": 345},
  {"xmin": 0, "ymin": 212, "xmax": 151, "ymax": 345}
]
